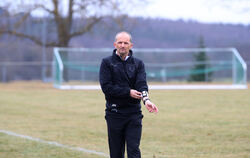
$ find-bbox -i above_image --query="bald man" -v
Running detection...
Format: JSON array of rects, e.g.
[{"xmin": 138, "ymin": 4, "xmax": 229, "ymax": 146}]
[{"xmin": 99, "ymin": 31, "xmax": 158, "ymax": 158}]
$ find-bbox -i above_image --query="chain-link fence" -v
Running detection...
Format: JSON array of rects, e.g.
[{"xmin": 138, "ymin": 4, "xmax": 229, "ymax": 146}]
[
  {"xmin": 0, "ymin": 62, "xmax": 53, "ymax": 82},
  {"xmin": 0, "ymin": 61, "xmax": 249, "ymax": 83}
]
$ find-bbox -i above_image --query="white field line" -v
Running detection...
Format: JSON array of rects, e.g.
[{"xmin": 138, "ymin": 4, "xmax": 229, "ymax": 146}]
[{"xmin": 0, "ymin": 129, "xmax": 109, "ymax": 157}]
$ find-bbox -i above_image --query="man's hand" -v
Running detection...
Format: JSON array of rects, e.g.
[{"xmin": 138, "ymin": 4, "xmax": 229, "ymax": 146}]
[
  {"xmin": 130, "ymin": 89, "xmax": 142, "ymax": 99},
  {"xmin": 145, "ymin": 100, "xmax": 158, "ymax": 113}
]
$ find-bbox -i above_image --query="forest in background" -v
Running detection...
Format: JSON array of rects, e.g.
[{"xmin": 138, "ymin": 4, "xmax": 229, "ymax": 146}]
[
  {"xmin": 0, "ymin": 16, "xmax": 249, "ymax": 62},
  {"xmin": 0, "ymin": 14, "xmax": 249, "ymax": 81}
]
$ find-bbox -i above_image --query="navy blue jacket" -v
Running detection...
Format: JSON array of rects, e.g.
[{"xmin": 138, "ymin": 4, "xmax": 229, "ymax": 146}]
[{"xmin": 99, "ymin": 49, "xmax": 148, "ymax": 114}]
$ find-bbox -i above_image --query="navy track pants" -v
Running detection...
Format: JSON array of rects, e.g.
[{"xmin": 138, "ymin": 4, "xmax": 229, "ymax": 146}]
[{"xmin": 105, "ymin": 112, "xmax": 143, "ymax": 158}]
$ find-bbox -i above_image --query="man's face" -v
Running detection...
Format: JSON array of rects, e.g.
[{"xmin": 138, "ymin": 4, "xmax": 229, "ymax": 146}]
[{"xmin": 114, "ymin": 33, "xmax": 133, "ymax": 56}]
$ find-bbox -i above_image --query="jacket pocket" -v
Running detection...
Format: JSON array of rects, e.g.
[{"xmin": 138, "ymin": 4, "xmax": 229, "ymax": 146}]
[{"xmin": 126, "ymin": 64, "xmax": 136, "ymax": 79}]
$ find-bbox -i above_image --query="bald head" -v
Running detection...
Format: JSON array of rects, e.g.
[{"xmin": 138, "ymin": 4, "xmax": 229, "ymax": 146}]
[
  {"xmin": 113, "ymin": 31, "xmax": 133, "ymax": 60},
  {"xmin": 115, "ymin": 31, "xmax": 132, "ymax": 42}
]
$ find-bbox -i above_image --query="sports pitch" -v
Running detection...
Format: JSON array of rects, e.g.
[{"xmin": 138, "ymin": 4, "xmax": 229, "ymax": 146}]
[{"xmin": 0, "ymin": 82, "xmax": 249, "ymax": 158}]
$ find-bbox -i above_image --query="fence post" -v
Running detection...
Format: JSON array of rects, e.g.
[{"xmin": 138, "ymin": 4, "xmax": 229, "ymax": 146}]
[
  {"xmin": 2, "ymin": 64, "xmax": 7, "ymax": 82},
  {"xmin": 42, "ymin": 17, "xmax": 47, "ymax": 82}
]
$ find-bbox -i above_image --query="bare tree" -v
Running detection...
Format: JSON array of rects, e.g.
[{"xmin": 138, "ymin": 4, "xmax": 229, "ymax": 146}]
[
  {"xmin": 0, "ymin": 0, "xmax": 147, "ymax": 81},
  {"xmin": 0, "ymin": 0, "xmax": 147, "ymax": 47}
]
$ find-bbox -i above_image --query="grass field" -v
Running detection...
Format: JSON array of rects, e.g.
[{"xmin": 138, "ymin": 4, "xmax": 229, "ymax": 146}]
[{"xmin": 0, "ymin": 82, "xmax": 250, "ymax": 158}]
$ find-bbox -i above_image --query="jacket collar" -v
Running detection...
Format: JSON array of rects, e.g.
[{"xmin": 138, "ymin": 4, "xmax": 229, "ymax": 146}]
[{"xmin": 113, "ymin": 49, "xmax": 133, "ymax": 61}]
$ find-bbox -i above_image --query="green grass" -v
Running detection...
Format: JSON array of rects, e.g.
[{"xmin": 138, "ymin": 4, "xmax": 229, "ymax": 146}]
[
  {"xmin": 0, "ymin": 133, "xmax": 99, "ymax": 158},
  {"xmin": 0, "ymin": 81, "xmax": 250, "ymax": 158}
]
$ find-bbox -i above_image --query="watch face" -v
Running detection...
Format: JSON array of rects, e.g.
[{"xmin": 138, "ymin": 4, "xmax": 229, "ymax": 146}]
[{"xmin": 142, "ymin": 91, "xmax": 148, "ymax": 97}]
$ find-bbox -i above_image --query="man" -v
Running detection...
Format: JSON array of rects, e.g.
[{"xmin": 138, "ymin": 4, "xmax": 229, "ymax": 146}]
[{"xmin": 99, "ymin": 31, "xmax": 158, "ymax": 158}]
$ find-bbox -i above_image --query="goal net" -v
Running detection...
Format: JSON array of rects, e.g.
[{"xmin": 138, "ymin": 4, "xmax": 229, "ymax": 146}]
[{"xmin": 53, "ymin": 48, "xmax": 247, "ymax": 89}]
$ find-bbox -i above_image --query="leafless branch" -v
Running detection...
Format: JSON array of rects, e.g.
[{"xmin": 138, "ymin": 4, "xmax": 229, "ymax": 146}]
[
  {"xmin": 14, "ymin": 12, "xmax": 31, "ymax": 29},
  {"xmin": 4, "ymin": 30, "xmax": 58, "ymax": 47},
  {"xmin": 70, "ymin": 17, "xmax": 101, "ymax": 38},
  {"xmin": 34, "ymin": 4, "xmax": 54, "ymax": 14}
]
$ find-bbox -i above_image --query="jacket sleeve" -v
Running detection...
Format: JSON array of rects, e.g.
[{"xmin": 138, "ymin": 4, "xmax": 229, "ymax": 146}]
[
  {"xmin": 99, "ymin": 59, "xmax": 131, "ymax": 98},
  {"xmin": 135, "ymin": 60, "xmax": 148, "ymax": 92}
]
